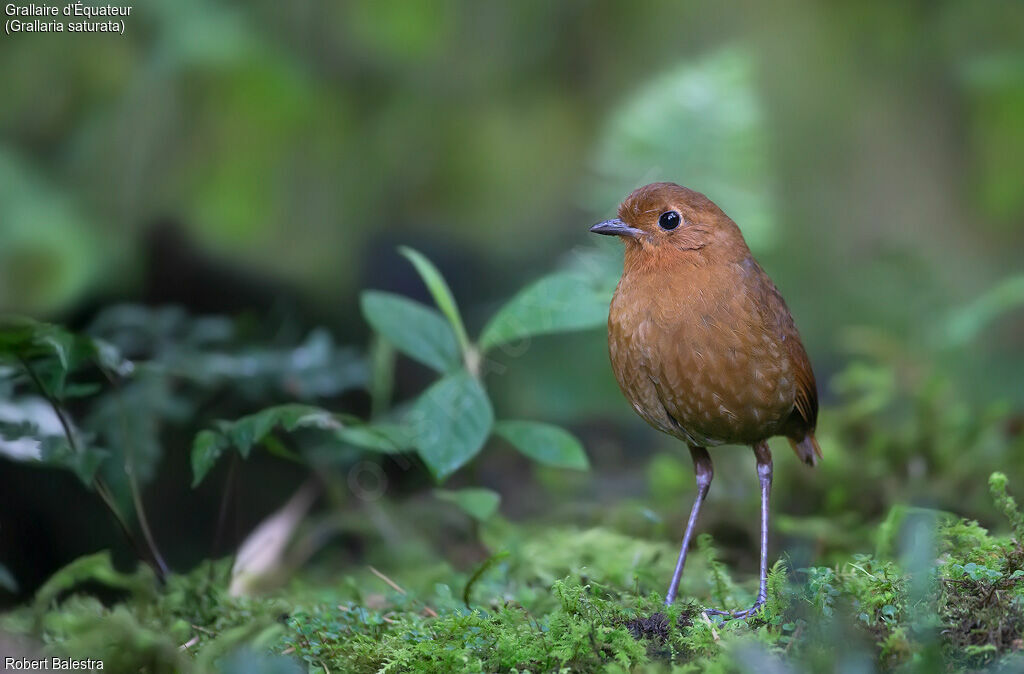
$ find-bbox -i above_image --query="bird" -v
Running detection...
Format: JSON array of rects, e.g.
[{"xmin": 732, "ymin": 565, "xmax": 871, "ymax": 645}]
[{"xmin": 591, "ymin": 182, "xmax": 819, "ymax": 618}]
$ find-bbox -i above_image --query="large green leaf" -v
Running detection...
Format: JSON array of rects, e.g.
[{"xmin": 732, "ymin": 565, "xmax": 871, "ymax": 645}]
[
  {"xmin": 368, "ymin": 334, "xmax": 396, "ymax": 417},
  {"xmin": 334, "ymin": 422, "xmax": 413, "ymax": 453},
  {"xmin": 0, "ymin": 317, "xmax": 133, "ymax": 399},
  {"xmin": 398, "ymin": 246, "xmax": 470, "ymax": 353},
  {"xmin": 434, "ymin": 487, "xmax": 500, "ymax": 522},
  {"xmin": 223, "ymin": 409, "xmax": 290, "ymax": 455},
  {"xmin": 0, "ymin": 318, "xmax": 67, "ymax": 364},
  {"xmin": 493, "ymin": 420, "xmax": 589, "ymax": 470},
  {"xmin": 360, "ymin": 290, "xmax": 461, "ymax": 373},
  {"xmin": 407, "ymin": 371, "xmax": 493, "ymax": 480},
  {"xmin": 192, "ymin": 404, "xmax": 336, "ymax": 486},
  {"xmin": 479, "ymin": 267, "xmax": 613, "ymax": 353},
  {"xmin": 216, "ymin": 404, "xmax": 338, "ymax": 457},
  {"xmin": 191, "ymin": 430, "xmax": 230, "ymax": 488},
  {"xmin": 191, "ymin": 404, "xmax": 410, "ymax": 486}
]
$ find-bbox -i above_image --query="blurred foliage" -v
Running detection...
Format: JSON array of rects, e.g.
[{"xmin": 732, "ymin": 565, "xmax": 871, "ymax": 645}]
[
  {"xmin": 586, "ymin": 47, "xmax": 776, "ymax": 252},
  {"xmin": 0, "ymin": 309, "xmax": 366, "ymax": 503},
  {"xmin": 1, "ymin": 2, "xmax": 1021, "ymax": 363},
  {"xmin": 0, "ymin": 151, "xmax": 106, "ymax": 314}
]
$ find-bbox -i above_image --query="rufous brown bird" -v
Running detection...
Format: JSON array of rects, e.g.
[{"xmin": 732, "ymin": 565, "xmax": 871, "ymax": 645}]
[{"xmin": 591, "ymin": 182, "xmax": 820, "ymax": 618}]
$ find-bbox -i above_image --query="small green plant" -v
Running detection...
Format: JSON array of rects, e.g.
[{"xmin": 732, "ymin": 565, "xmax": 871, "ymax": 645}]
[
  {"xmin": 0, "ymin": 310, "xmax": 367, "ymax": 582},
  {"xmin": 0, "ymin": 250, "xmax": 608, "ymax": 595},
  {"xmin": 190, "ymin": 246, "xmax": 599, "ymax": 521},
  {"xmin": 0, "ymin": 317, "xmax": 168, "ymax": 580},
  {"xmin": 358, "ymin": 246, "xmax": 596, "ymax": 481}
]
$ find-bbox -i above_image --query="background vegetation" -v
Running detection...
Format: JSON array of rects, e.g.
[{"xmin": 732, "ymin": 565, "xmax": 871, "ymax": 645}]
[{"xmin": 1, "ymin": 1, "xmax": 1023, "ymax": 671}]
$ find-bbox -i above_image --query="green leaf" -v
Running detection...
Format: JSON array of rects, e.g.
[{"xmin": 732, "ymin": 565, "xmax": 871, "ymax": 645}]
[
  {"xmin": 38, "ymin": 329, "xmax": 74, "ymax": 371},
  {"xmin": 479, "ymin": 270, "xmax": 612, "ymax": 352},
  {"xmin": 0, "ymin": 317, "xmax": 133, "ymax": 396},
  {"xmin": 368, "ymin": 334, "xmax": 395, "ymax": 417},
  {"xmin": 335, "ymin": 422, "xmax": 413, "ymax": 453},
  {"xmin": 493, "ymin": 420, "xmax": 589, "ymax": 470},
  {"xmin": 193, "ymin": 404, "xmax": 338, "ymax": 486},
  {"xmin": 223, "ymin": 404, "xmax": 340, "ymax": 456},
  {"xmin": 90, "ymin": 337, "xmax": 134, "ymax": 377},
  {"xmin": 0, "ymin": 318, "xmax": 76, "ymax": 396},
  {"xmin": 191, "ymin": 430, "xmax": 229, "ymax": 488},
  {"xmin": 219, "ymin": 410, "xmax": 279, "ymax": 458},
  {"xmin": 360, "ymin": 290, "xmax": 461, "ymax": 373},
  {"xmin": 32, "ymin": 359, "xmax": 70, "ymax": 400},
  {"xmin": 434, "ymin": 487, "xmax": 500, "ymax": 522},
  {"xmin": 261, "ymin": 435, "xmax": 304, "ymax": 464},
  {"xmin": 0, "ymin": 318, "xmax": 67, "ymax": 364},
  {"xmin": 407, "ymin": 371, "xmax": 493, "ymax": 480},
  {"xmin": 398, "ymin": 246, "xmax": 470, "ymax": 353}
]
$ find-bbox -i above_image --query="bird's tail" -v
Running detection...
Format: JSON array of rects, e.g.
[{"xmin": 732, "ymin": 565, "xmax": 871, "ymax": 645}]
[{"xmin": 787, "ymin": 432, "xmax": 822, "ymax": 467}]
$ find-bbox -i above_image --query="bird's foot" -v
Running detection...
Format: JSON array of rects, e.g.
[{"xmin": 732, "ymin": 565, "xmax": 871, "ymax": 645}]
[{"xmin": 704, "ymin": 596, "xmax": 766, "ymax": 621}]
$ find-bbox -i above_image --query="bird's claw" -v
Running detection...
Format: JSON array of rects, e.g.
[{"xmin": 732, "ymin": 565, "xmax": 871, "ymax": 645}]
[{"xmin": 703, "ymin": 597, "xmax": 766, "ymax": 621}]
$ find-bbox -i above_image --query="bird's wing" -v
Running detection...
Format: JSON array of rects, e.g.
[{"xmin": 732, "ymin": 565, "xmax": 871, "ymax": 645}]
[{"xmin": 747, "ymin": 258, "xmax": 818, "ymax": 430}]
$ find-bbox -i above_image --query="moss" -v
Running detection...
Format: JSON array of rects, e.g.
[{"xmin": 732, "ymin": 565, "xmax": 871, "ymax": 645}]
[
  {"xmin": 8, "ymin": 474, "xmax": 1024, "ymax": 672},
  {"xmin": 282, "ymin": 579, "xmax": 660, "ymax": 673}
]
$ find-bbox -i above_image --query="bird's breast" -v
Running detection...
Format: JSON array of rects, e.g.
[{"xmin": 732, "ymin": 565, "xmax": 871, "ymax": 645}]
[{"xmin": 607, "ymin": 262, "xmax": 796, "ymax": 446}]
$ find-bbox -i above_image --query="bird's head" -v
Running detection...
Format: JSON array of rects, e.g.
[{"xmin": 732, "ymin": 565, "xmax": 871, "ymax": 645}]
[{"xmin": 590, "ymin": 182, "xmax": 749, "ymax": 267}]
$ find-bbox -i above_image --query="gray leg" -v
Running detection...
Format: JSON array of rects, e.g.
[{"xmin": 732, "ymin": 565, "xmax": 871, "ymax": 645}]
[
  {"xmin": 707, "ymin": 440, "xmax": 773, "ymax": 619},
  {"xmin": 664, "ymin": 445, "xmax": 713, "ymax": 605},
  {"xmin": 751, "ymin": 440, "xmax": 773, "ymax": 610}
]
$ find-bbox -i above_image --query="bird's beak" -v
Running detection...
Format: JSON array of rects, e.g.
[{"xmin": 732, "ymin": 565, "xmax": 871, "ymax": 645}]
[{"xmin": 589, "ymin": 218, "xmax": 643, "ymax": 239}]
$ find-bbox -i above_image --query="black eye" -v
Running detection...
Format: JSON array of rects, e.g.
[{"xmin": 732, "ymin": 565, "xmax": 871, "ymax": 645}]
[{"xmin": 658, "ymin": 210, "xmax": 681, "ymax": 230}]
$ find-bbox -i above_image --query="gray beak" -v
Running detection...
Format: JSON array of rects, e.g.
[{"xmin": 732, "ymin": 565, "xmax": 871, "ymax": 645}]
[{"xmin": 589, "ymin": 218, "xmax": 643, "ymax": 239}]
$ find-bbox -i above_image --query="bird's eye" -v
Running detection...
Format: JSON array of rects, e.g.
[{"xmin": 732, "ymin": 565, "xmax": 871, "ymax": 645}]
[{"xmin": 658, "ymin": 210, "xmax": 681, "ymax": 231}]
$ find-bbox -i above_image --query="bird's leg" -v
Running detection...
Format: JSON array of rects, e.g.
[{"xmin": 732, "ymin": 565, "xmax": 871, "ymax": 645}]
[
  {"xmin": 664, "ymin": 445, "xmax": 713, "ymax": 605},
  {"xmin": 749, "ymin": 440, "xmax": 773, "ymax": 613},
  {"xmin": 707, "ymin": 440, "xmax": 773, "ymax": 619}
]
